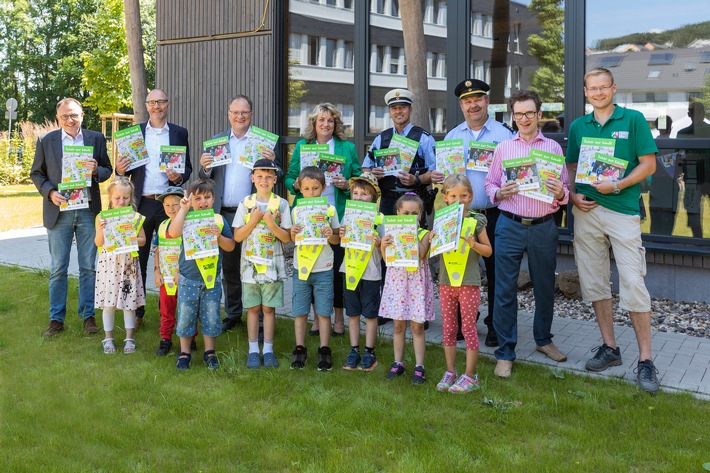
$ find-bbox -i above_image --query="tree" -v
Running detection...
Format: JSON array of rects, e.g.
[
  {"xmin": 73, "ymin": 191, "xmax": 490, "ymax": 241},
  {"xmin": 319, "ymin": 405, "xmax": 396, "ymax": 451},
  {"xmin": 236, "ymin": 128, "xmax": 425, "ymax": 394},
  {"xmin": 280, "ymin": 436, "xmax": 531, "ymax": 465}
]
[
  {"xmin": 399, "ymin": 0, "xmax": 431, "ymax": 130},
  {"xmin": 700, "ymin": 73, "xmax": 710, "ymax": 114},
  {"xmin": 527, "ymin": 0, "xmax": 564, "ymax": 104},
  {"xmin": 124, "ymin": 0, "xmax": 149, "ymax": 123}
]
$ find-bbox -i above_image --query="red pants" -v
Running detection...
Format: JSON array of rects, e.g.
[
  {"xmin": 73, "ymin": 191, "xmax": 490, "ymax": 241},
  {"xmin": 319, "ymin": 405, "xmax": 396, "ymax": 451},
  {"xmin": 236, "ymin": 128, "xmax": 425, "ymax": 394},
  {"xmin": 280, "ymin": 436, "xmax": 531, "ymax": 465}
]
[
  {"xmin": 440, "ymin": 285, "xmax": 481, "ymax": 350},
  {"xmin": 159, "ymin": 285, "xmax": 178, "ymax": 340}
]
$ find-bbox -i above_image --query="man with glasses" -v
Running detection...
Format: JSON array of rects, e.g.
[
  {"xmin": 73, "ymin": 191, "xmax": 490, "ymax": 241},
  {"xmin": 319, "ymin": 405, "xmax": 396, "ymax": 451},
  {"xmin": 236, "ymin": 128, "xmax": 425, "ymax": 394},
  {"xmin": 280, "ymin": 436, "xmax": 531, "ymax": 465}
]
[
  {"xmin": 31, "ymin": 97, "xmax": 113, "ymax": 336},
  {"xmin": 199, "ymin": 95, "xmax": 279, "ymax": 332},
  {"xmin": 431, "ymin": 79, "xmax": 514, "ymax": 347},
  {"xmin": 566, "ymin": 67, "xmax": 660, "ymax": 393},
  {"xmin": 116, "ymin": 88, "xmax": 192, "ymax": 328},
  {"xmin": 484, "ymin": 90, "xmax": 569, "ymax": 378}
]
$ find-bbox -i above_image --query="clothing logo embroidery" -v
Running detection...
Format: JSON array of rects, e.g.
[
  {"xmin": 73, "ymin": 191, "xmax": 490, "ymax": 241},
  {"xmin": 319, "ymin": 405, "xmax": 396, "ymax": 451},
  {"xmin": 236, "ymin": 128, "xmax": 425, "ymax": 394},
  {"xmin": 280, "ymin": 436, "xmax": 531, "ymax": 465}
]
[{"xmin": 611, "ymin": 131, "xmax": 629, "ymax": 139}]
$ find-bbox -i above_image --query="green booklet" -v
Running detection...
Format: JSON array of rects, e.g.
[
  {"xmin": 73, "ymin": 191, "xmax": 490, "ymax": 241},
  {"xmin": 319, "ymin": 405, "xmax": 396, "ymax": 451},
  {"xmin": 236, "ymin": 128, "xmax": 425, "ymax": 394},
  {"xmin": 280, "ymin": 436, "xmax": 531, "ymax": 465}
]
[
  {"xmin": 430, "ymin": 202, "xmax": 464, "ymax": 257},
  {"xmin": 158, "ymin": 237, "xmax": 181, "ymax": 286},
  {"xmin": 159, "ymin": 145, "xmax": 187, "ymax": 173},
  {"xmin": 373, "ymin": 147, "xmax": 402, "ymax": 176},
  {"xmin": 61, "ymin": 145, "xmax": 93, "ymax": 187},
  {"xmin": 503, "ymin": 156, "xmax": 540, "ymax": 191},
  {"xmin": 183, "ymin": 209, "xmax": 219, "ymax": 260},
  {"xmin": 317, "ymin": 153, "xmax": 346, "ymax": 185},
  {"xmin": 244, "ymin": 226, "xmax": 276, "ymax": 267},
  {"xmin": 390, "ymin": 134, "xmax": 419, "ymax": 172},
  {"xmin": 525, "ymin": 148, "xmax": 565, "ymax": 203},
  {"xmin": 114, "ymin": 125, "xmax": 149, "ymax": 171},
  {"xmin": 293, "ymin": 196, "xmax": 330, "ymax": 245},
  {"xmin": 240, "ymin": 126, "xmax": 279, "ymax": 169},
  {"xmin": 203, "ymin": 136, "xmax": 231, "ymax": 168},
  {"xmin": 435, "ymin": 138, "xmax": 465, "ymax": 178},
  {"xmin": 100, "ymin": 206, "xmax": 138, "ymax": 254},
  {"xmin": 467, "ymin": 141, "xmax": 496, "ymax": 173},
  {"xmin": 341, "ymin": 200, "xmax": 379, "ymax": 251},
  {"xmin": 383, "ymin": 214, "xmax": 419, "ymax": 268},
  {"xmin": 575, "ymin": 137, "xmax": 616, "ymax": 184},
  {"xmin": 300, "ymin": 143, "xmax": 330, "ymax": 171},
  {"xmin": 58, "ymin": 181, "xmax": 89, "ymax": 211}
]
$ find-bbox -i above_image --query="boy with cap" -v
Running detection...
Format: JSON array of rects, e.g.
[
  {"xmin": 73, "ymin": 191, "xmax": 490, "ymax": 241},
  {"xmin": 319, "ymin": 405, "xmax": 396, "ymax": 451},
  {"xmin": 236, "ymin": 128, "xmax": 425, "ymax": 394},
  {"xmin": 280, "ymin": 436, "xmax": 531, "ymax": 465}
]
[{"xmin": 233, "ymin": 159, "xmax": 292, "ymax": 368}]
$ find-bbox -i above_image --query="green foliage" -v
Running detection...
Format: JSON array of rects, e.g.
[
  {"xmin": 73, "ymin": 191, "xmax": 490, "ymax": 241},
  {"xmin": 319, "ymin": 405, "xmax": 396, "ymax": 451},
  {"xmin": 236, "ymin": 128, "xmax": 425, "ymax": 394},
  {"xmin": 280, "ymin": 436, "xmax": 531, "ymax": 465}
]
[
  {"xmin": 699, "ymin": 73, "xmax": 710, "ymax": 113},
  {"xmin": 596, "ymin": 21, "xmax": 710, "ymax": 50},
  {"xmin": 288, "ymin": 57, "xmax": 308, "ymax": 109},
  {"xmin": 527, "ymin": 0, "xmax": 565, "ymax": 104}
]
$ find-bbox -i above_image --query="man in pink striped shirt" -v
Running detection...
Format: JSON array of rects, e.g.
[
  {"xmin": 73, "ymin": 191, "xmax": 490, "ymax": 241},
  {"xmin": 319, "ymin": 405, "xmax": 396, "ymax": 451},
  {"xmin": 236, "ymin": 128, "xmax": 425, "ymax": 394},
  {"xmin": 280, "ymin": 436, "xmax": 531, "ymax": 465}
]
[{"xmin": 483, "ymin": 90, "xmax": 569, "ymax": 378}]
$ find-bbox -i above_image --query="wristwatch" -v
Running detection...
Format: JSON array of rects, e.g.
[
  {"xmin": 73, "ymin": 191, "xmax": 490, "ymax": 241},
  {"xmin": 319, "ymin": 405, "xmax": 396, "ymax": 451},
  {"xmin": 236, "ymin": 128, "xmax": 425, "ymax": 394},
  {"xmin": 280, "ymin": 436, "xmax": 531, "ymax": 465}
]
[{"xmin": 612, "ymin": 182, "xmax": 621, "ymax": 195}]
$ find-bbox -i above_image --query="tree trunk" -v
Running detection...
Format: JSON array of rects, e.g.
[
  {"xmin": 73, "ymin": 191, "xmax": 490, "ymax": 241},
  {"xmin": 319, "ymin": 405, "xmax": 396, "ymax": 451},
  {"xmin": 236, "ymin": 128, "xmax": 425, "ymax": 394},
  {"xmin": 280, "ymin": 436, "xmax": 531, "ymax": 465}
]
[
  {"xmin": 124, "ymin": 0, "xmax": 149, "ymax": 124},
  {"xmin": 399, "ymin": 0, "xmax": 431, "ymax": 130}
]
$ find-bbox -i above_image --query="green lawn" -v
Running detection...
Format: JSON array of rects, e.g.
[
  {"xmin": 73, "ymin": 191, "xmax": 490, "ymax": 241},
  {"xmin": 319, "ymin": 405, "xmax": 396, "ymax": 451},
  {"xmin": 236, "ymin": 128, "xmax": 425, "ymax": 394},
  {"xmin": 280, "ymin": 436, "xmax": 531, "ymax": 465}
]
[{"xmin": 1, "ymin": 265, "xmax": 708, "ymax": 472}]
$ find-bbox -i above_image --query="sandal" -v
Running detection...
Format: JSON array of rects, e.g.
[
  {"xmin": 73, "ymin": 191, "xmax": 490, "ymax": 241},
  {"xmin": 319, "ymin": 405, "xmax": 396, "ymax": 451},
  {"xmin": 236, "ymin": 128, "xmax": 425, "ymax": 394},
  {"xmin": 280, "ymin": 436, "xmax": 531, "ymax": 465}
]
[
  {"xmin": 123, "ymin": 338, "xmax": 136, "ymax": 354},
  {"xmin": 102, "ymin": 338, "xmax": 116, "ymax": 354}
]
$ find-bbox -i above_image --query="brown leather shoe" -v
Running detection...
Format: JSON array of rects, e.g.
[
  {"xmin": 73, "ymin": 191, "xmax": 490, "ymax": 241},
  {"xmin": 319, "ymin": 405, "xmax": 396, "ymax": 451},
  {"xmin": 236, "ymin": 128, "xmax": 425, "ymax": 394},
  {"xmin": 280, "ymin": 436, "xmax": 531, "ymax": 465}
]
[
  {"xmin": 536, "ymin": 343, "xmax": 568, "ymax": 362},
  {"xmin": 494, "ymin": 360, "xmax": 513, "ymax": 378},
  {"xmin": 83, "ymin": 316, "xmax": 100, "ymax": 334},
  {"xmin": 43, "ymin": 320, "xmax": 65, "ymax": 337}
]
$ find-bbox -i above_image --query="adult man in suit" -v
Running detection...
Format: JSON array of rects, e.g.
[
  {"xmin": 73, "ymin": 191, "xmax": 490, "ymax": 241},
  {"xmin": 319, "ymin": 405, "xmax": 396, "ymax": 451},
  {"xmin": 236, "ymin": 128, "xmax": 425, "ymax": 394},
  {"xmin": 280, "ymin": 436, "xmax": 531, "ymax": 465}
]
[
  {"xmin": 199, "ymin": 95, "xmax": 279, "ymax": 332},
  {"xmin": 31, "ymin": 97, "xmax": 113, "ymax": 336},
  {"xmin": 116, "ymin": 88, "xmax": 192, "ymax": 327}
]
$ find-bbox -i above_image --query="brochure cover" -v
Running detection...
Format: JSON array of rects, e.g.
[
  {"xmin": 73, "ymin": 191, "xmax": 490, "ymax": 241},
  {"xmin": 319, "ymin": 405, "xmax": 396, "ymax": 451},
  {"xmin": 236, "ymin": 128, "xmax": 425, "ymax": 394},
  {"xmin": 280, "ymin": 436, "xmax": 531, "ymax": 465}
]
[
  {"xmin": 294, "ymin": 197, "xmax": 330, "ymax": 246},
  {"xmin": 61, "ymin": 145, "xmax": 93, "ymax": 186},
  {"xmin": 58, "ymin": 181, "xmax": 89, "ymax": 211},
  {"xmin": 158, "ymin": 237, "xmax": 181, "ymax": 286},
  {"xmin": 183, "ymin": 209, "xmax": 219, "ymax": 260},
  {"xmin": 575, "ymin": 137, "xmax": 616, "ymax": 184},
  {"xmin": 390, "ymin": 134, "xmax": 419, "ymax": 173},
  {"xmin": 100, "ymin": 206, "xmax": 138, "ymax": 255},
  {"xmin": 430, "ymin": 202, "xmax": 464, "ymax": 257},
  {"xmin": 114, "ymin": 125, "xmax": 150, "ymax": 171},
  {"xmin": 159, "ymin": 145, "xmax": 187, "ymax": 173},
  {"xmin": 317, "ymin": 153, "xmax": 346, "ymax": 185},
  {"xmin": 436, "ymin": 138, "xmax": 466, "ymax": 178},
  {"xmin": 341, "ymin": 200, "xmax": 378, "ymax": 250},
  {"xmin": 467, "ymin": 141, "xmax": 496, "ymax": 173},
  {"xmin": 584, "ymin": 153, "xmax": 629, "ymax": 183},
  {"xmin": 203, "ymin": 136, "xmax": 232, "ymax": 168},
  {"xmin": 240, "ymin": 126, "xmax": 279, "ymax": 169},
  {"xmin": 383, "ymin": 215, "xmax": 419, "ymax": 268},
  {"xmin": 373, "ymin": 147, "xmax": 402, "ymax": 177},
  {"xmin": 525, "ymin": 148, "xmax": 565, "ymax": 203},
  {"xmin": 244, "ymin": 227, "xmax": 276, "ymax": 266},
  {"xmin": 300, "ymin": 143, "xmax": 330, "ymax": 170},
  {"xmin": 503, "ymin": 156, "xmax": 540, "ymax": 191}
]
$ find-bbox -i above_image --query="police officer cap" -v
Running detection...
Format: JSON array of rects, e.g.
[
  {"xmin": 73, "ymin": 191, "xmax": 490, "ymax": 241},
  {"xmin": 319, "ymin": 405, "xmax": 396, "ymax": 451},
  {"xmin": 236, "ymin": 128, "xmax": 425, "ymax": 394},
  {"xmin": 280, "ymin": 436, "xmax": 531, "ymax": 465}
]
[
  {"xmin": 455, "ymin": 79, "xmax": 490, "ymax": 99},
  {"xmin": 385, "ymin": 89, "xmax": 414, "ymax": 107}
]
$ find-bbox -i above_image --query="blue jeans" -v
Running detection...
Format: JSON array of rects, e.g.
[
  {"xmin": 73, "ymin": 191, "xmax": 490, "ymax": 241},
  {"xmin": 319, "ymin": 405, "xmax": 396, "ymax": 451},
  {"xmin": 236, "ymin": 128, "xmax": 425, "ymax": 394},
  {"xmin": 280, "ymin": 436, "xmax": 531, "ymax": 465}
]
[
  {"xmin": 176, "ymin": 276, "xmax": 223, "ymax": 338},
  {"xmin": 493, "ymin": 214, "xmax": 558, "ymax": 361},
  {"xmin": 47, "ymin": 209, "xmax": 97, "ymax": 322}
]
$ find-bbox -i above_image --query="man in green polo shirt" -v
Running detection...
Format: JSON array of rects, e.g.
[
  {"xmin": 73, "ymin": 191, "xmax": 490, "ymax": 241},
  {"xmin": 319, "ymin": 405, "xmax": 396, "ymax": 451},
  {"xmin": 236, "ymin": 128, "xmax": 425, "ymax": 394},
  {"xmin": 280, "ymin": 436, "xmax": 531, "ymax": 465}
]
[{"xmin": 566, "ymin": 67, "xmax": 660, "ymax": 394}]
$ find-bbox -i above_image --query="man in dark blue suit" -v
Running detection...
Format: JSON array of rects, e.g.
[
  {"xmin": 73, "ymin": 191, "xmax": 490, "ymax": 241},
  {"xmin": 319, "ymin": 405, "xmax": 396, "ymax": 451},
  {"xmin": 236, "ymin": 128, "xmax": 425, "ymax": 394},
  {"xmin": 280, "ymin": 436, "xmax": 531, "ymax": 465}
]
[
  {"xmin": 116, "ymin": 89, "xmax": 192, "ymax": 326},
  {"xmin": 31, "ymin": 97, "xmax": 113, "ymax": 336}
]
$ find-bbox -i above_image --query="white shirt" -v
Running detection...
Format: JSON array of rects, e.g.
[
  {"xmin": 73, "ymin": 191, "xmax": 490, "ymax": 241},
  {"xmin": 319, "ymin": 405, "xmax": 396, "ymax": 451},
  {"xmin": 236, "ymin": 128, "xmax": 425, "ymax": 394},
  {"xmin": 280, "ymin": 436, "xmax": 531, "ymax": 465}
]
[
  {"xmin": 143, "ymin": 122, "xmax": 171, "ymax": 195},
  {"xmin": 61, "ymin": 129, "xmax": 84, "ymax": 146},
  {"xmin": 222, "ymin": 128, "xmax": 254, "ymax": 207}
]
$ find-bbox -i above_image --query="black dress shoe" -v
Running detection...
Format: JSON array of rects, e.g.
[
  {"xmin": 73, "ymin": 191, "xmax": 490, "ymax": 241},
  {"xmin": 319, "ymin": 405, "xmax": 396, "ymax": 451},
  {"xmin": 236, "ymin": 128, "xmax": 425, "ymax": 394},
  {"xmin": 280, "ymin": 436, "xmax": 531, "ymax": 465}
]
[
  {"xmin": 221, "ymin": 316, "xmax": 241, "ymax": 332},
  {"xmin": 423, "ymin": 321, "xmax": 429, "ymax": 331},
  {"xmin": 485, "ymin": 329, "xmax": 499, "ymax": 347}
]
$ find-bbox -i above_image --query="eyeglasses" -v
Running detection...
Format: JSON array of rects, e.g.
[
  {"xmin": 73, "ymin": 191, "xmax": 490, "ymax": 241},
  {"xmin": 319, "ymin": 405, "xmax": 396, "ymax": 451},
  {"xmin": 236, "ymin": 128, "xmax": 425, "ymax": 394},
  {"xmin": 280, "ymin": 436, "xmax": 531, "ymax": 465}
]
[
  {"xmin": 512, "ymin": 111, "xmax": 538, "ymax": 120},
  {"xmin": 585, "ymin": 85, "xmax": 614, "ymax": 93},
  {"xmin": 146, "ymin": 100, "xmax": 169, "ymax": 107},
  {"xmin": 229, "ymin": 110, "xmax": 252, "ymax": 117},
  {"xmin": 58, "ymin": 113, "xmax": 81, "ymax": 121}
]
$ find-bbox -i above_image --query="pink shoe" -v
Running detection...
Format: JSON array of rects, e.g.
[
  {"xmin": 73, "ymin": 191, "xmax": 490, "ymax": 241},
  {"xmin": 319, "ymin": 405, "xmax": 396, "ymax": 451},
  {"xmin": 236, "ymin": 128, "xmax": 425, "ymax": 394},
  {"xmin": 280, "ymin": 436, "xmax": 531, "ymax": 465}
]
[
  {"xmin": 436, "ymin": 370, "xmax": 458, "ymax": 392},
  {"xmin": 449, "ymin": 373, "xmax": 479, "ymax": 393}
]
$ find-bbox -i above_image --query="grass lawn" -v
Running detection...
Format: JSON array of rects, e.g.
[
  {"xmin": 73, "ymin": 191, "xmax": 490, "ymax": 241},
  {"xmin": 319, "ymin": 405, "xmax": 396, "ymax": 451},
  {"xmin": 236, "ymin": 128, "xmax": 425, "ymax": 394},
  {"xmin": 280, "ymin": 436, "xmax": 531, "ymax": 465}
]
[{"xmin": 1, "ymin": 265, "xmax": 709, "ymax": 472}]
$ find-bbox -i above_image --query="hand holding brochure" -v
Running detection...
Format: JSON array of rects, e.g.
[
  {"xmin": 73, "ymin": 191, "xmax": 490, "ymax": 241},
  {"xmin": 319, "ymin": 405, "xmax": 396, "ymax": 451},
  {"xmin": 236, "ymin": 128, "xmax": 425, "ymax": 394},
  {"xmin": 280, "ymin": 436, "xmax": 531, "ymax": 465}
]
[
  {"xmin": 575, "ymin": 137, "xmax": 616, "ymax": 184},
  {"xmin": 160, "ymin": 145, "xmax": 187, "ymax": 173},
  {"xmin": 100, "ymin": 206, "xmax": 138, "ymax": 254},
  {"xmin": 183, "ymin": 209, "xmax": 220, "ymax": 260},
  {"xmin": 318, "ymin": 153, "xmax": 346, "ymax": 185},
  {"xmin": 203, "ymin": 136, "xmax": 232, "ymax": 168},
  {"xmin": 383, "ymin": 215, "xmax": 419, "ymax": 268},
  {"xmin": 467, "ymin": 141, "xmax": 496, "ymax": 173},
  {"xmin": 294, "ymin": 197, "xmax": 330, "ymax": 245},
  {"xmin": 341, "ymin": 200, "xmax": 378, "ymax": 250},
  {"xmin": 62, "ymin": 145, "xmax": 93, "ymax": 186},
  {"xmin": 244, "ymin": 228, "xmax": 276, "ymax": 266},
  {"xmin": 525, "ymin": 149, "xmax": 565, "ymax": 203},
  {"xmin": 373, "ymin": 148, "xmax": 402, "ymax": 176},
  {"xmin": 503, "ymin": 156, "xmax": 540, "ymax": 191},
  {"xmin": 158, "ymin": 238, "xmax": 181, "ymax": 286},
  {"xmin": 58, "ymin": 182, "xmax": 89, "ymax": 211},
  {"xmin": 430, "ymin": 203, "xmax": 464, "ymax": 257},
  {"xmin": 586, "ymin": 153, "xmax": 628, "ymax": 183},
  {"xmin": 436, "ymin": 139, "xmax": 466, "ymax": 177},
  {"xmin": 390, "ymin": 134, "xmax": 419, "ymax": 172},
  {"xmin": 114, "ymin": 125, "xmax": 150, "ymax": 171},
  {"xmin": 300, "ymin": 144, "xmax": 330, "ymax": 170},
  {"xmin": 240, "ymin": 126, "xmax": 279, "ymax": 169}
]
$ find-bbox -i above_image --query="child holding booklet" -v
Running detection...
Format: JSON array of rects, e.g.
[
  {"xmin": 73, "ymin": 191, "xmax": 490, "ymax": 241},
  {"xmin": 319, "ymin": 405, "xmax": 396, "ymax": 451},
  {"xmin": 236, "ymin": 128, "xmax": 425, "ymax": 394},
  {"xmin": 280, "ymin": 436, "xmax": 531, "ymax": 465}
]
[
  {"xmin": 94, "ymin": 177, "xmax": 147, "ymax": 355},
  {"xmin": 339, "ymin": 172, "xmax": 383, "ymax": 371},
  {"xmin": 379, "ymin": 193, "xmax": 434, "ymax": 384},
  {"xmin": 233, "ymin": 159, "xmax": 292, "ymax": 369},
  {"xmin": 290, "ymin": 166, "xmax": 340, "ymax": 371},
  {"xmin": 435, "ymin": 175, "xmax": 492, "ymax": 393},
  {"xmin": 168, "ymin": 179, "xmax": 236, "ymax": 370}
]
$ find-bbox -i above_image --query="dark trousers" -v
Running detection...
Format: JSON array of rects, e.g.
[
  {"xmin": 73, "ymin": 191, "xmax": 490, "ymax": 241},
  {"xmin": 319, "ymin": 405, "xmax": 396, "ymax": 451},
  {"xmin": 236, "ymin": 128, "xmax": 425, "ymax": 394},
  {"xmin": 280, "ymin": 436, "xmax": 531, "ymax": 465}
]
[
  {"xmin": 479, "ymin": 206, "xmax": 499, "ymax": 328},
  {"xmin": 136, "ymin": 197, "xmax": 167, "ymax": 318},
  {"xmin": 220, "ymin": 208, "xmax": 243, "ymax": 321}
]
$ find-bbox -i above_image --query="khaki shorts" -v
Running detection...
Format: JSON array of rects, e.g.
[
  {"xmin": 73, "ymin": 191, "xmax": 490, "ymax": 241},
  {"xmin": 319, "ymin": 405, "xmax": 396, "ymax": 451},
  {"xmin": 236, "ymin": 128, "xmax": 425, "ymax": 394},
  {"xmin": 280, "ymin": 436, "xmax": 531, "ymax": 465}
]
[
  {"xmin": 242, "ymin": 281, "xmax": 284, "ymax": 309},
  {"xmin": 571, "ymin": 205, "xmax": 651, "ymax": 313}
]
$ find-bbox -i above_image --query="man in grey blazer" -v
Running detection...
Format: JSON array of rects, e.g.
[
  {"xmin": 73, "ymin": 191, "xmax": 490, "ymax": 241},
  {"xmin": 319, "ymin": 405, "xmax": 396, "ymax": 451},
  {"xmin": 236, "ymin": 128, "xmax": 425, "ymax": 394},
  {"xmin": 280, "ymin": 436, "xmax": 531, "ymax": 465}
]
[
  {"xmin": 199, "ymin": 95, "xmax": 279, "ymax": 332},
  {"xmin": 30, "ymin": 97, "xmax": 113, "ymax": 336}
]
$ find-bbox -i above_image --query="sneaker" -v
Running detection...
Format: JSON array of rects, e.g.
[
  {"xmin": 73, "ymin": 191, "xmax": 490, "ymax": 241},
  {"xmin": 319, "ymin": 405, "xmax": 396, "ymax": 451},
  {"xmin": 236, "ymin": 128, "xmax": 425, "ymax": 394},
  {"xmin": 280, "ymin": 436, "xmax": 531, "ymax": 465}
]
[
  {"xmin": 412, "ymin": 365, "xmax": 426, "ymax": 385},
  {"xmin": 156, "ymin": 339, "xmax": 172, "ymax": 356},
  {"xmin": 449, "ymin": 373, "xmax": 479, "ymax": 393},
  {"xmin": 204, "ymin": 350, "xmax": 219, "ymax": 370},
  {"xmin": 43, "ymin": 320, "xmax": 65, "ymax": 337},
  {"xmin": 359, "ymin": 350, "xmax": 378, "ymax": 371},
  {"xmin": 291, "ymin": 345, "xmax": 307, "ymax": 369},
  {"xmin": 635, "ymin": 360, "xmax": 660, "ymax": 394},
  {"xmin": 83, "ymin": 316, "xmax": 100, "ymax": 334},
  {"xmin": 585, "ymin": 344, "xmax": 622, "ymax": 372},
  {"xmin": 343, "ymin": 349, "xmax": 361, "ymax": 370},
  {"xmin": 221, "ymin": 316, "xmax": 241, "ymax": 332},
  {"xmin": 246, "ymin": 351, "xmax": 261, "ymax": 369},
  {"xmin": 317, "ymin": 346, "xmax": 333, "ymax": 371},
  {"xmin": 386, "ymin": 362, "xmax": 406, "ymax": 380},
  {"xmin": 436, "ymin": 370, "xmax": 458, "ymax": 392},
  {"xmin": 263, "ymin": 352, "xmax": 279, "ymax": 368},
  {"xmin": 176, "ymin": 352, "xmax": 191, "ymax": 371}
]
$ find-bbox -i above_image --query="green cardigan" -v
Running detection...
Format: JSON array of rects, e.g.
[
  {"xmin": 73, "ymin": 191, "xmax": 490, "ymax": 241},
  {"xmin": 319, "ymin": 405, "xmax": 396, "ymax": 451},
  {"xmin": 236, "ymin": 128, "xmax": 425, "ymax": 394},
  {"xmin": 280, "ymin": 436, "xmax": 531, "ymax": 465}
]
[{"xmin": 285, "ymin": 137, "xmax": 362, "ymax": 219}]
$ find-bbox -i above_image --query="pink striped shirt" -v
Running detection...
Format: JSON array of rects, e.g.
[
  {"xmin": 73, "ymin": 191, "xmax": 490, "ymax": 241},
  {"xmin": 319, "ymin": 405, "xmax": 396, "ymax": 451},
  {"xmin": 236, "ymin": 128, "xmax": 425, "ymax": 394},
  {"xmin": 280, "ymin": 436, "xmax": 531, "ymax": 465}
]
[{"xmin": 484, "ymin": 131, "xmax": 569, "ymax": 218}]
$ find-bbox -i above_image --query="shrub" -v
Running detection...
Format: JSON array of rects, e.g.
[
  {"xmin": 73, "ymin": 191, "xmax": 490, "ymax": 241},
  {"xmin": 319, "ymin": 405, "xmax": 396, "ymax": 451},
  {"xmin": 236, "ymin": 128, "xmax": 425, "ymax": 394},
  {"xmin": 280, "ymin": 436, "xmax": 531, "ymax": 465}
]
[{"xmin": 0, "ymin": 121, "xmax": 58, "ymax": 185}]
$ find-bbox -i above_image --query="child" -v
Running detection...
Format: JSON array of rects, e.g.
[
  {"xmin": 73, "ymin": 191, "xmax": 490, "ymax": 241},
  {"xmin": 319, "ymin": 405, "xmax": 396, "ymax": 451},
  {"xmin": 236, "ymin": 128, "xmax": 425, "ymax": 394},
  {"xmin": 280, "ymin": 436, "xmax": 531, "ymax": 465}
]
[
  {"xmin": 94, "ymin": 176, "xmax": 147, "ymax": 354},
  {"xmin": 290, "ymin": 166, "xmax": 340, "ymax": 371},
  {"xmin": 167, "ymin": 179, "xmax": 236, "ymax": 370},
  {"xmin": 233, "ymin": 159, "xmax": 292, "ymax": 369},
  {"xmin": 435, "ymin": 175, "xmax": 492, "ymax": 393},
  {"xmin": 339, "ymin": 172, "xmax": 382, "ymax": 371},
  {"xmin": 379, "ymin": 193, "xmax": 434, "ymax": 384}
]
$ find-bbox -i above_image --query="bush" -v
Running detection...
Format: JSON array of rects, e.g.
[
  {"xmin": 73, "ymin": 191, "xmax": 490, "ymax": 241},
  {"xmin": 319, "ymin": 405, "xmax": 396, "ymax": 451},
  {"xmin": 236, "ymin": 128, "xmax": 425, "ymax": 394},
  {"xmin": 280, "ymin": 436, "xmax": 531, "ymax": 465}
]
[{"xmin": 0, "ymin": 121, "xmax": 58, "ymax": 185}]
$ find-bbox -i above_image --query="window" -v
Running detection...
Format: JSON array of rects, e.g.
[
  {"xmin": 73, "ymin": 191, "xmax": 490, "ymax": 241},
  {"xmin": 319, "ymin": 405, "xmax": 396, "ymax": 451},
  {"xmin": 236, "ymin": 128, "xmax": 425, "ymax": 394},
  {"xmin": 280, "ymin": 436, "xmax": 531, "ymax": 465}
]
[
  {"xmin": 647, "ymin": 70, "xmax": 661, "ymax": 79},
  {"xmin": 597, "ymin": 55, "xmax": 624, "ymax": 68},
  {"xmin": 371, "ymin": 44, "xmax": 385, "ymax": 73},
  {"xmin": 472, "ymin": 13, "xmax": 482, "ymax": 36},
  {"xmin": 373, "ymin": 0, "xmax": 385, "ymax": 15},
  {"xmin": 482, "ymin": 14, "xmax": 492, "ymax": 38},
  {"xmin": 390, "ymin": 47, "xmax": 401, "ymax": 74},
  {"xmin": 435, "ymin": 1, "xmax": 447, "ymax": 25},
  {"xmin": 308, "ymin": 36, "xmax": 319, "ymax": 65},
  {"xmin": 648, "ymin": 52, "xmax": 675, "ymax": 65},
  {"xmin": 325, "ymin": 38, "xmax": 336, "ymax": 67},
  {"xmin": 700, "ymin": 51, "xmax": 710, "ymax": 63},
  {"xmin": 344, "ymin": 41, "xmax": 354, "ymax": 69},
  {"xmin": 391, "ymin": 0, "xmax": 399, "ymax": 17},
  {"xmin": 512, "ymin": 22, "xmax": 521, "ymax": 54}
]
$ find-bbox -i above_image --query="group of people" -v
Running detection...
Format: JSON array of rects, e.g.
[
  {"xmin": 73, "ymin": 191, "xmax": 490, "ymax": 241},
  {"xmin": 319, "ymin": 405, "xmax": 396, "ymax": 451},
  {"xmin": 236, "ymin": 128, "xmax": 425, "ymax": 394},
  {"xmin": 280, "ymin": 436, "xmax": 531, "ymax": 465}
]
[{"xmin": 30, "ymin": 66, "xmax": 661, "ymax": 393}]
